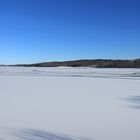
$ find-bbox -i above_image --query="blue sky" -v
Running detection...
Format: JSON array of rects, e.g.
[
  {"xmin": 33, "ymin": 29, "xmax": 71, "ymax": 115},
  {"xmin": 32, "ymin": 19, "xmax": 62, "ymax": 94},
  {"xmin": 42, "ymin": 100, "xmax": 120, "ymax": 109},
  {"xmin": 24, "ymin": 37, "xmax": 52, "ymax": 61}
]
[{"xmin": 0, "ymin": 0, "xmax": 140, "ymax": 64}]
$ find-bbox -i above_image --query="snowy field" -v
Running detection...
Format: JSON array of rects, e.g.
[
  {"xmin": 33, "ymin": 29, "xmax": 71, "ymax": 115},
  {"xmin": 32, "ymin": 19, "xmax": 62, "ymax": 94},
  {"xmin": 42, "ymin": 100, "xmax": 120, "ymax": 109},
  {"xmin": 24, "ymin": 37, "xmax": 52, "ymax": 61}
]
[{"xmin": 0, "ymin": 66, "xmax": 140, "ymax": 140}]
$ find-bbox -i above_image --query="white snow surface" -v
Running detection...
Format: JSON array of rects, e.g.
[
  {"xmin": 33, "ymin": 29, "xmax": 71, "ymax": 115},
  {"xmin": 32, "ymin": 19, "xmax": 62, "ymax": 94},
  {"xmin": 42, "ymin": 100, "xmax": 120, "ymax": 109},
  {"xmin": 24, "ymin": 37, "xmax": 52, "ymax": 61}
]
[{"xmin": 0, "ymin": 66, "xmax": 140, "ymax": 140}]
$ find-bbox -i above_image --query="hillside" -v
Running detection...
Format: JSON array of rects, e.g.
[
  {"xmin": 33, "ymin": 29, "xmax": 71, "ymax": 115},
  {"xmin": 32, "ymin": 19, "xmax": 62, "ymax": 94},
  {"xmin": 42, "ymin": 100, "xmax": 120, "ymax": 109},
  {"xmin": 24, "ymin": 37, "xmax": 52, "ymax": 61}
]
[{"xmin": 10, "ymin": 58, "xmax": 140, "ymax": 68}]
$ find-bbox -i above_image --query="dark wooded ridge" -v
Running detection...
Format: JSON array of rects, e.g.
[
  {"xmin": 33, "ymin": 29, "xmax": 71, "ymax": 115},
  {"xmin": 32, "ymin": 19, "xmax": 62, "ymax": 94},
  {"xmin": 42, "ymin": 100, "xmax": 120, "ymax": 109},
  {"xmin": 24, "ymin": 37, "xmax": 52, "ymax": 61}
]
[{"xmin": 7, "ymin": 58, "xmax": 140, "ymax": 68}]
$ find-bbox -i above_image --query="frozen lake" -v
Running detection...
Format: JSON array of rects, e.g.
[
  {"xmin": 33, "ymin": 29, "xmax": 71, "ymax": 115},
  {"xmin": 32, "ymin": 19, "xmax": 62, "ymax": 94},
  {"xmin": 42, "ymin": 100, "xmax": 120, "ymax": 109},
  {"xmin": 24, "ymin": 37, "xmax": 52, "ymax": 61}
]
[{"xmin": 0, "ymin": 67, "xmax": 140, "ymax": 140}]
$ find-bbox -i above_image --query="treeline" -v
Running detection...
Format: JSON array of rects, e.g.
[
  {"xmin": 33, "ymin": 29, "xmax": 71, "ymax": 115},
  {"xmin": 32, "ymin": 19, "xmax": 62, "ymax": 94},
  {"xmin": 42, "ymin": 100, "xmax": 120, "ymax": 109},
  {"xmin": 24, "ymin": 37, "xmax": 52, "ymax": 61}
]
[{"xmin": 11, "ymin": 58, "xmax": 140, "ymax": 68}]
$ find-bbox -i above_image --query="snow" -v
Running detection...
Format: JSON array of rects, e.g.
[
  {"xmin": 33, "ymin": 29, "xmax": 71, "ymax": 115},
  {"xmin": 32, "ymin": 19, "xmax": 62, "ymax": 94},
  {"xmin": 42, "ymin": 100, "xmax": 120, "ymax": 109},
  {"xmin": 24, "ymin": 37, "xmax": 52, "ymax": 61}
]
[{"xmin": 0, "ymin": 66, "xmax": 140, "ymax": 140}]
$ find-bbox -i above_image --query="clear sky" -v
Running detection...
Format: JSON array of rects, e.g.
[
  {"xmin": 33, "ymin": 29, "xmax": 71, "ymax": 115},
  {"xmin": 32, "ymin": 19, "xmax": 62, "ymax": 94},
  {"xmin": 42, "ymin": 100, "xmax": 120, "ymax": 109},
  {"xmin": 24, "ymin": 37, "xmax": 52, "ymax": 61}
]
[{"xmin": 0, "ymin": 0, "xmax": 140, "ymax": 64}]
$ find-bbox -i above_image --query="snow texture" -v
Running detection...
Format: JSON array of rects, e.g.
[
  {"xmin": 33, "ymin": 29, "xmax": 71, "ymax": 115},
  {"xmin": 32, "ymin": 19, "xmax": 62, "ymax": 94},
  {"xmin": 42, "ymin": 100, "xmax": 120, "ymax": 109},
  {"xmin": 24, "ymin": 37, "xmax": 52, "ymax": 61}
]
[{"xmin": 0, "ymin": 67, "xmax": 140, "ymax": 140}]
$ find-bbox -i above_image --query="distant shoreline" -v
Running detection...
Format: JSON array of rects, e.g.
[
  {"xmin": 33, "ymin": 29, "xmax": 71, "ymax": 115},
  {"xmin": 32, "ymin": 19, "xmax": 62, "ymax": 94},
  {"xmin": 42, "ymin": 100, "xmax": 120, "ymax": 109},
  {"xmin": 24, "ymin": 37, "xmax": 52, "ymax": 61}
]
[{"xmin": 1, "ymin": 58, "xmax": 140, "ymax": 68}]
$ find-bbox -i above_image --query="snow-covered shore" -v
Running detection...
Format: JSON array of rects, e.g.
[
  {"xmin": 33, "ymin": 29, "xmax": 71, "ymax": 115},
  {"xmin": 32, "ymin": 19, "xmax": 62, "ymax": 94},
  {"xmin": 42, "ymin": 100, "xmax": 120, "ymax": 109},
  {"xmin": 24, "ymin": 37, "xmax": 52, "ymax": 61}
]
[{"xmin": 0, "ymin": 67, "xmax": 140, "ymax": 140}]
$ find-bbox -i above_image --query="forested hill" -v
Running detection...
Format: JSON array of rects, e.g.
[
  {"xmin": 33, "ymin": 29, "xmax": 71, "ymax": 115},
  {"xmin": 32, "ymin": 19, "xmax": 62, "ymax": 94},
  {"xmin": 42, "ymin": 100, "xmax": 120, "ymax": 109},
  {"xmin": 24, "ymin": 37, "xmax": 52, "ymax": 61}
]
[{"xmin": 10, "ymin": 58, "xmax": 140, "ymax": 68}]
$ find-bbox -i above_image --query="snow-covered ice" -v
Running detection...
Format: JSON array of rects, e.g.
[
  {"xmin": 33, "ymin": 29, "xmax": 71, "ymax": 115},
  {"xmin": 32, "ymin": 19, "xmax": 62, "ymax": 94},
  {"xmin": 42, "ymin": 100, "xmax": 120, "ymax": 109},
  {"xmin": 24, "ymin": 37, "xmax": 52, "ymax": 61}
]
[{"xmin": 0, "ymin": 66, "xmax": 140, "ymax": 140}]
